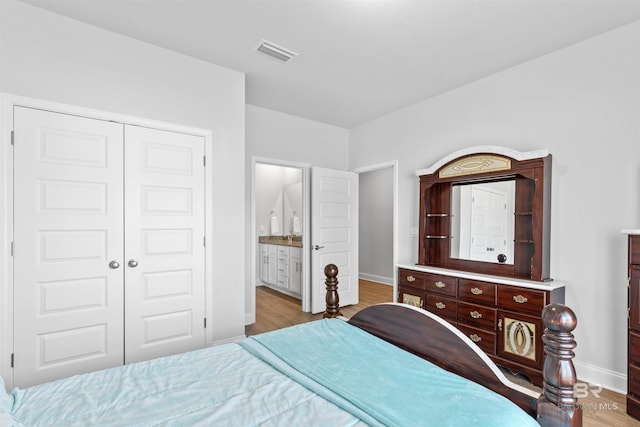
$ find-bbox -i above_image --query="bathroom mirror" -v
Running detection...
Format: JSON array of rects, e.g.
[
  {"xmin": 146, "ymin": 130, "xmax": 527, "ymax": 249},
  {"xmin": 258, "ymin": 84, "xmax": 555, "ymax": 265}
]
[
  {"xmin": 283, "ymin": 182, "xmax": 303, "ymax": 235},
  {"xmin": 450, "ymin": 180, "xmax": 515, "ymax": 264},
  {"xmin": 255, "ymin": 164, "xmax": 303, "ymax": 237}
]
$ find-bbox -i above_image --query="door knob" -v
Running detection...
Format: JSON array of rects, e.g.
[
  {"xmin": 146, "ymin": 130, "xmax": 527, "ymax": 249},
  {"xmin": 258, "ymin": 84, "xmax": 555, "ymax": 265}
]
[
  {"xmin": 313, "ymin": 245, "xmax": 325, "ymax": 250},
  {"xmin": 109, "ymin": 260, "xmax": 120, "ymax": 269},
  {"xmin": 128, "ymin": 259, "xmax": 138, "ymax": 268}
]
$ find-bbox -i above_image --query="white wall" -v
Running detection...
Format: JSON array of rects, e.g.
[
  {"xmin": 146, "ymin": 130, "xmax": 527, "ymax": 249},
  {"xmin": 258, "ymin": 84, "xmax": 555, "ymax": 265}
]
[
  {"xmin": 246, "ymin": 105, "xmax": 349, "ymax": 168},
  {"xmin": 349, "ymin": 21, "xmax": 640, "ymax": 392},
  {"xmin": 0, "ymin": 0, "xmax": 246, "ymax": 352},
  {"xmin": 359, "ymin": 168, "xmax": 394, "ymax": 284},
  {"xmin": 245, "ymin": 105, "xmax": 349, "ymax": 321}
]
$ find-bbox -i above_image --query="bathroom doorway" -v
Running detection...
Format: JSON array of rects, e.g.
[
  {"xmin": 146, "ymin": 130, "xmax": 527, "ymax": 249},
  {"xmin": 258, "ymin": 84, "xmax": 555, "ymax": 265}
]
[
  {"xmin": 249, "ymin": 158, "xmax": 310, "ymax": 325},
  {"xmin": 248, "ymin": 158, "xmax": 397, "ymax": 326}
]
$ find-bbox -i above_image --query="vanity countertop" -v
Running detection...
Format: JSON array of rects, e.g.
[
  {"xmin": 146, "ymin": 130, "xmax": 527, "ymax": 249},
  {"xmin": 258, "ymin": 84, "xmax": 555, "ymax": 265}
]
[{"xmin": 258, "ymin": 236, "xmax": 303, "ymax": 248}]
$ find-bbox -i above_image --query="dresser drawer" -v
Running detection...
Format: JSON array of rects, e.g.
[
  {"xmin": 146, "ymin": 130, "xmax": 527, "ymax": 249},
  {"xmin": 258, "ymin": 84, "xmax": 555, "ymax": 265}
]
[
  {"xmin": 425, "ymin": 295, "xmax": 457, "ymax": 321},
  {"xmin": 631, "ymin": 332, "xmax": 640, "ymax": 362},
  {"xmin": 398, "ymin": 269, "xmax": 425, "ymax": 289},
  {"xmin": 630, "ymin": 364, "xmax": 640, "ymax": 397},
  {"xmin": 498, "ymin": 287, "xmax": 547, "ymax": 316},
  {"xmin": 399, "ymin": 286, "xmax": 425, "ymax": 309},
  {"xmin": 458, "ymin": 279, "xmax": 497, "ymax": 306},
  {"xmin": 632, "ymin": 235, "xmax": 640, "ymax": 265},
  {"xmin": 424, "ymin": 273, "xmax": 458, "ymax": 297},
  {"xmin": 458, "ymin": 324, "xmax": 496, "ymax": 355},
  {"xmin": 457, "ymin": 302, "xmax": 497, "ymax": 330}
]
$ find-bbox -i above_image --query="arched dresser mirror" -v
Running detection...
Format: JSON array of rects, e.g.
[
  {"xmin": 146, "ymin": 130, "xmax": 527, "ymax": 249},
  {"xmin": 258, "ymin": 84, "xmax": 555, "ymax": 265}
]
[{"xmin": 416, "ymin": 146, "xmax": 551, "ymax": 281}]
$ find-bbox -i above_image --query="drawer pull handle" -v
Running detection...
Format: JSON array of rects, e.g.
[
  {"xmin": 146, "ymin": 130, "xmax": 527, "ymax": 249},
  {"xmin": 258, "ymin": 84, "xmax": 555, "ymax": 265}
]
[
  {"xmin": 469, "ymin": 334, "xmax": 482, "ymax": 343},
  {"xmin": 470, "ymin": 287, "xmax": 483, "ymax": 295},
  {"xmin": 498, "ymin": 319, "xmax": 503, "ymax": 331},
  {"xmin": 435, "ymin": 302, "xmax": 446, "ymax": 310},
  {"xmin": 407, "ymin": 275, "xmax": 416, "ymax": 282},
  {"xmin": 470, "ymin": 310, "xmax": 482, "ymax": 319},
  {"xmin": 513, "ymin": 295, "xmax": 528, "ymax": 304},
  {"xmin": 435, "ymin": 281, "xmax": 446, "ymax": 288}
]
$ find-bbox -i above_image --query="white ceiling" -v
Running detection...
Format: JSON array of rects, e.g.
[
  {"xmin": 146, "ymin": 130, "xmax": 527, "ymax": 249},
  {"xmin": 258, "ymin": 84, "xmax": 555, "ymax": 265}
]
[{"xmin": 18, "ymin": 0, "xmax": 640, "ymax": 128}]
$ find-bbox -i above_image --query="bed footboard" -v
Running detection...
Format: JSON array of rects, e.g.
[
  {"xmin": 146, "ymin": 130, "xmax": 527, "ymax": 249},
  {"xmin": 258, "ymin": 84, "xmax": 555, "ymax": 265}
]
[{"xmin": 322, "ymin": 263, "xmax": 582, "ymax": 427}]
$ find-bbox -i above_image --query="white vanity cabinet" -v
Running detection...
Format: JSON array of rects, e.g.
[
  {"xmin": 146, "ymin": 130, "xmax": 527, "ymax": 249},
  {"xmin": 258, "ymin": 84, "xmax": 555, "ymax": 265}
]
[
  {"xmin": 276, "ymin": 246, "xmax": 289, "ymax": 290},
  {"xmin": 289, "ymin": 247, "xmax": 302, "ymax": 294},
  {"xmin": 259, "ymin": 244, "xmax": 277, "ymax": 285},
  {"xmin": 259, "ymin": 243, "xmax": 302, "ymax": 298}
]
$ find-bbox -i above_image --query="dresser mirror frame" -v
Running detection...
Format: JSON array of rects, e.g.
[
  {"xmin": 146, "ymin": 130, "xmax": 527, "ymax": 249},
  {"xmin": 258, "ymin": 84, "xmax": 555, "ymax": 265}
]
[{"xmin": 417, "ymin": 148, "xmax": 551, "ymax": 281}]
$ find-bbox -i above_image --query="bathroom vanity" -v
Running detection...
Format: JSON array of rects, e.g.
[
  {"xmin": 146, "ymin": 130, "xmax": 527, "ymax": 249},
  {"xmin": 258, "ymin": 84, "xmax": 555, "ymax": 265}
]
[{"xmin": 259, "ymin": 236, "xmax": 302, "ymax": 299}]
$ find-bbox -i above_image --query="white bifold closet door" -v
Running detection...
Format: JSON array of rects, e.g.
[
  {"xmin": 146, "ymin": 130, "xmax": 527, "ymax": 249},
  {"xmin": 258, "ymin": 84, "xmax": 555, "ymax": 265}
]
[
  {"xmin": 123, "ymin": 125, "xmax": 205, "ymax": 364},
  {"xmin": 13, "ymin": 107, "xmax": 205, "ymax": 388}
]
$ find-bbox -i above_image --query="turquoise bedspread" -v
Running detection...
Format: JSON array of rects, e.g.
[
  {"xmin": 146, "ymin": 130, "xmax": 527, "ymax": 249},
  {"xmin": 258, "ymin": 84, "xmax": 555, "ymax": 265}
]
[
  {"xmin": 1, "ymin": 318, "xmax": 539, "ymax": 426},
  {"xmin": 5, "ymin": 341, "xmax": 365, "ymax": 427},
  {"xmin": 242, "ymin": 319, "xmax": 538, "ymax": 427}
]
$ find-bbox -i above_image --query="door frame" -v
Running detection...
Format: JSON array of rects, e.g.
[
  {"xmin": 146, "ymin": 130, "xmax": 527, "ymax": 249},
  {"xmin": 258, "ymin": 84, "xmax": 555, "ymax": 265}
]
[
  {"xmin": 0, "ymin": 93, "xmax": 214, "ymax": 389},
  {"xmin": 352, "ymin": 160, "xmax": 398, "ymax": 300},
  {"xmin": 249, "ymin": 157, "xmax": 311, "ymax": 324}
]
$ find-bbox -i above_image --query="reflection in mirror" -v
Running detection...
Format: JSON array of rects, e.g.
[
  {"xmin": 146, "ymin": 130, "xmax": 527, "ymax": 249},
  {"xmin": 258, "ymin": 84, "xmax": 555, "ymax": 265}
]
[
  {"xmin": 283, "ymin": 182, "xmax": 302, "ymax": 235},
  {"xmin": 450, "ymin": 181, "xmax": 515, "ymax": 264}
]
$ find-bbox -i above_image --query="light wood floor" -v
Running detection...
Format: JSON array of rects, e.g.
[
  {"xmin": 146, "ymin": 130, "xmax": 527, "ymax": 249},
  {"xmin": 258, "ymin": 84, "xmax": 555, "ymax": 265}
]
[
  {"xmin": 246, "ymin": 280, "xmax": 639, "ymax": 426},
  {"xmin": 245, "ymin": 279, "xmax": 393, "ymax": 336}
]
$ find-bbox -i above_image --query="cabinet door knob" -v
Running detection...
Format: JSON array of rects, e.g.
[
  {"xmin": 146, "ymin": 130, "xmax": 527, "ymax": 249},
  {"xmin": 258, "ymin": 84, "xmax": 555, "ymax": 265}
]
[
  {"xmin": 128, "ymin": 259, "xmax": 139, "ymax": 268},
  {"xmin": 109, "ymin": 260, "xmax": 120, "ymax": 269}
]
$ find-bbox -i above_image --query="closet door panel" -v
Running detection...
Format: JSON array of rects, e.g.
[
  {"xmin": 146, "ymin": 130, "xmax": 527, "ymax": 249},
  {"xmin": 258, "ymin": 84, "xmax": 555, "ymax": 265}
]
[
  {"xmin": 13, "ymin": 107, "xmax": 125, "ymax": 387},
  {"xmin": 123, "ymin": 125, "xmax": 206, "ymax": 363}
]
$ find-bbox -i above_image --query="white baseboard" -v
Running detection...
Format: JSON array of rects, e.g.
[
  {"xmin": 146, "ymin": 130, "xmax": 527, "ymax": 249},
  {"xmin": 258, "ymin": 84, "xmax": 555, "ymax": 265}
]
[
  {"xmin": 359, "ymin": 272, "xmax": 393, "ymax": 286},
  {"xmin": 574, "ymin": 360, "xmax": 627, "ymax": 394}
]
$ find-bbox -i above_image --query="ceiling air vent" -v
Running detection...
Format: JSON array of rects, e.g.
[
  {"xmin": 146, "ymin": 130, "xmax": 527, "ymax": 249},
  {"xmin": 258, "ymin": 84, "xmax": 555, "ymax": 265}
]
[{"xmin": 256, "ymin": 39, "xmax": 298, "ymax": 63}]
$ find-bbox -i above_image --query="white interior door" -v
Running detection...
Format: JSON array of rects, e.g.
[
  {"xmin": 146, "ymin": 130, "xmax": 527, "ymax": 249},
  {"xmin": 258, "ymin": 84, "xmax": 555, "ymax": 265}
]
[
  {"xmin": 310, "ymin": 167, "xmax": 358, "ymax": 314},
  {"xmin": 13, "ymin": 107, "xmax": 125, "ymax": 387},
  {"xmin": 123, "ymin": 125, "xmax": 206, "ymax": 363},
  {"xmin": 470, "ymin": 186, "xmax": 508, "ymax": 263}
]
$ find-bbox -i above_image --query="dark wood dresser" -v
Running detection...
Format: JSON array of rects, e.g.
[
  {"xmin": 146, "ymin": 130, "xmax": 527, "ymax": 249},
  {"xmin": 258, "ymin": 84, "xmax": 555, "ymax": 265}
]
[
  {"xmin": 625, "ymin": 231, "xmax": 640, "ymax": 420},
  {"xmin": 407, "ymin": 147, "xmax": 564, "ymax": 387},
  {"xmin": 397, "ymin": 264, "xmax": 565, "ymax": 386}
]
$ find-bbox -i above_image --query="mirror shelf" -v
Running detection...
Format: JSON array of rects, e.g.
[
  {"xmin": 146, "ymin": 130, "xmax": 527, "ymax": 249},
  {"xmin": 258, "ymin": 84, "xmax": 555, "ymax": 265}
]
[{"xmin": 416, "ymin": 147, "xmax": 551, "ymax": 282}]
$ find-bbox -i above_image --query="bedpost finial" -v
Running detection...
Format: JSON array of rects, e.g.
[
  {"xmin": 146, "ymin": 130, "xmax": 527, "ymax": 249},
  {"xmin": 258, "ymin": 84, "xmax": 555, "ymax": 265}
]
[
  {"xmin": 324, "ymin": 263, "xmax": 339, "ymax": 280},
  {"xmin": 542, "ymin": 303, "xmax": 577, "ymax": 333}
]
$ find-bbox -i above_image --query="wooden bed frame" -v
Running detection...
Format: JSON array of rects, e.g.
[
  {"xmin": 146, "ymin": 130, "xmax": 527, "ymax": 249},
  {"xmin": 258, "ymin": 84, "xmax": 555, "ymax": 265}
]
[{"xmin": 322, "ymin": 264, "xmax": 582, "ymax": 427}]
